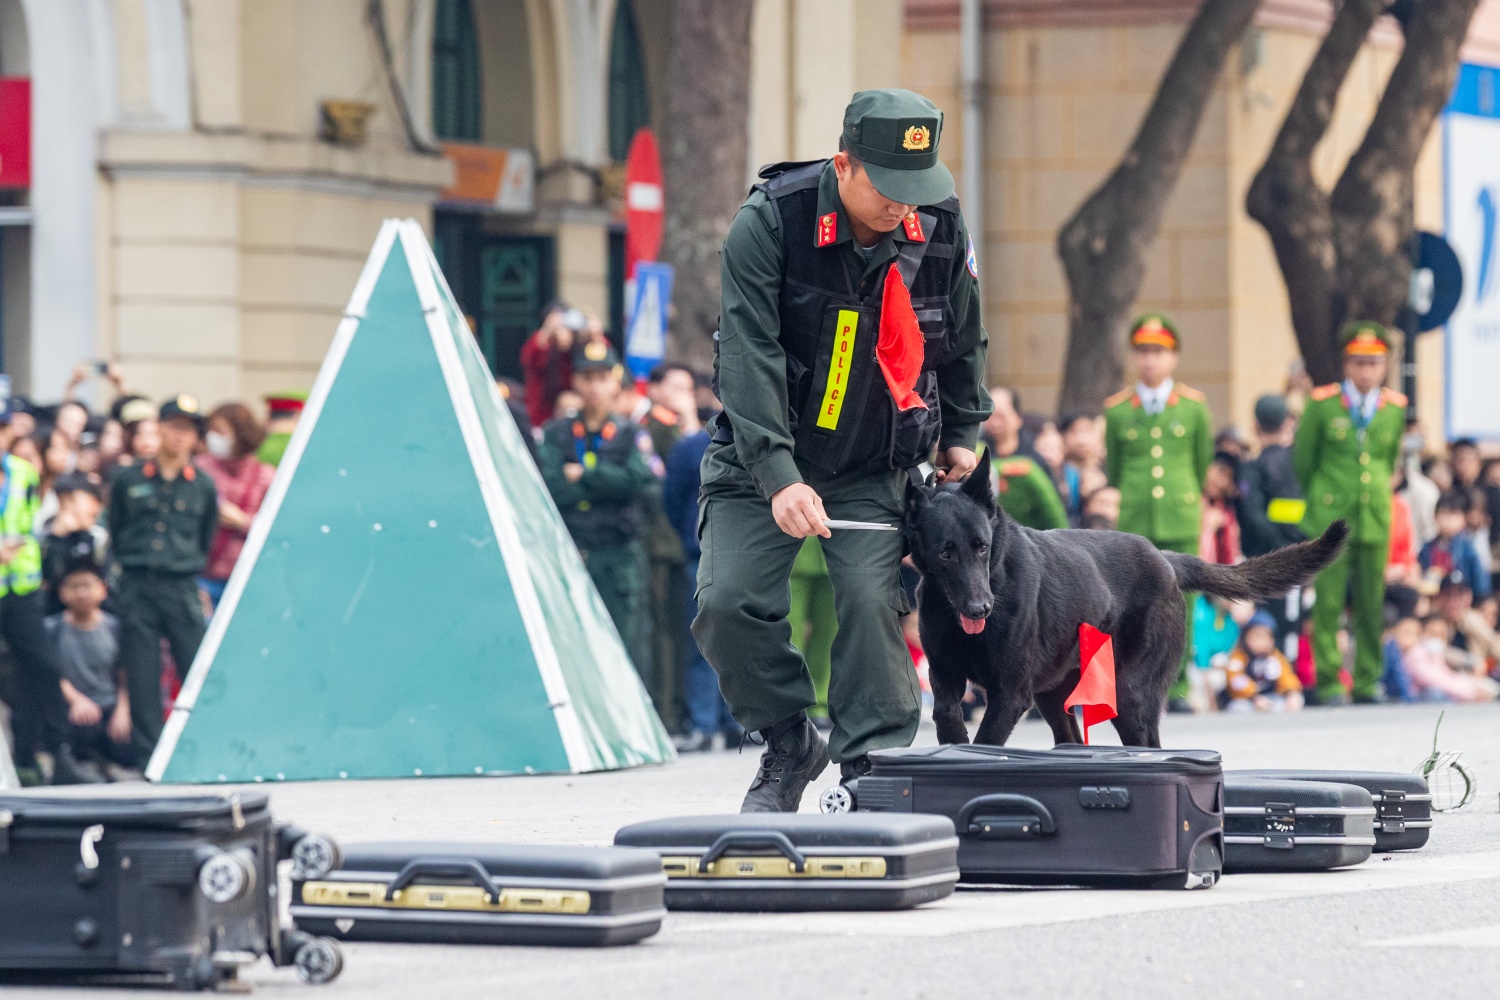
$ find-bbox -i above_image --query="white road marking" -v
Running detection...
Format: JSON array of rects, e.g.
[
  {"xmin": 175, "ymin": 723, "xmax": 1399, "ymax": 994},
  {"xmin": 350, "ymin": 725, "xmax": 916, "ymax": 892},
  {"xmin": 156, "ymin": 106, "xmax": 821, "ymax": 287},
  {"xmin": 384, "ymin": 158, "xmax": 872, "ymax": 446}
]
[
  {"xmin": 670, "ymin": 851, "xmax": 1500, "ymax": 938},
  {"xmin": 1369, "ymin": 924, "xmax": 1500, "ymax": 949}
]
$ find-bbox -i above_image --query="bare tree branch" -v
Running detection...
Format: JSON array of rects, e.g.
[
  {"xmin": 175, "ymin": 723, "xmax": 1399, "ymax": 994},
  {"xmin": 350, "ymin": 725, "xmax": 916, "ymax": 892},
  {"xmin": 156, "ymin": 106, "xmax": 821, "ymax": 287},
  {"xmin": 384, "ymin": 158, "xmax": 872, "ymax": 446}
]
[
  {"xmin": 659, "ymin": 0, "xmax": 755, "ymax": 371},
  {"xmin": 1057, "ymin": 0, "xmax": 1262, "ymax": 413},
  {"xmin": 1246, "ymin": 0, "xmax": 1385, "ymax": 385}
]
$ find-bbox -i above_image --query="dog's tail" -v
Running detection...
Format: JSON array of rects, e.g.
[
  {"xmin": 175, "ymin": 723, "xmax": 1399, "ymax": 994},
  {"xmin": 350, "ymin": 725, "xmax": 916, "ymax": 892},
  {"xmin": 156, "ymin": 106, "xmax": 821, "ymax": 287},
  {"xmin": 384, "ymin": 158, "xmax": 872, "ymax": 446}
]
[{"xmin": 1163, "ymin": 520, "xmax": 1348, "ymax": 602}]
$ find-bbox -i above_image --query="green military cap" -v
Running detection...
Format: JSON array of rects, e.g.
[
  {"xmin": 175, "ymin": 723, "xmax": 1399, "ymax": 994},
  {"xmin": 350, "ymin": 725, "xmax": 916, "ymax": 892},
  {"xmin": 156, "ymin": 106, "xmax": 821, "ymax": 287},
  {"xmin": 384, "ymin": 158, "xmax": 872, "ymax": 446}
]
[
  {"xmin": 1253, "ymin": 393, "xmax": 1289, "ymax": 431},
  {"xmin": 158, "ymin": 393, "xmax": 205, "ymax": 433},
  {"xmin": 572, "ymin": 338, "xmax": 622, "ymax": 375},
  {"xmin": 1339, "ymin": 320, "xmax": 1391, "ymax": 357},
  {"xmin": 841, "ymin": 89, "xmax": 953, "ymax": 206},
  {"xmin": 1128, "ymin": 313, "xmax": 1179, "ymax": 350}
]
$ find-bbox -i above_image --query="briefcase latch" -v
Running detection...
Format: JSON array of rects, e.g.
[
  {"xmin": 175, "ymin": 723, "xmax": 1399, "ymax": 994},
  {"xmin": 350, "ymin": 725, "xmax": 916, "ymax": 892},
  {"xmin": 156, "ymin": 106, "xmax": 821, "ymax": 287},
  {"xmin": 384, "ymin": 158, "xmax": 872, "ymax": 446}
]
[
  {"xmin": 1375, "ymin": 790, "xmax": 1406, "ymax": 834},
  {"xmin": 1079, "ymin": 786, "xmax": 1130, "ymax": 810},
  {"xmin": 1263, "ymin": 802, "xmax": 1296, "ymax": 849}
]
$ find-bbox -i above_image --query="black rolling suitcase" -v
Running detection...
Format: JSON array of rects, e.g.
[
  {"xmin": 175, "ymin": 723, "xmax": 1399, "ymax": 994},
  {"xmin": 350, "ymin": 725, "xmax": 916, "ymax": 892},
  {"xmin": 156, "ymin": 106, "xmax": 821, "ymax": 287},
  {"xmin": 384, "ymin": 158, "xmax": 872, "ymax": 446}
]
[
  {"xmin": 1222, "ymin": 777, "xmax": 1375, "ymax": 872},
  {"xmin": 1230, "ymin": 769, "xmax": 1431, "ymax": 852},
  {"xmin": 829, "ymin": 745, "xmax": 1224, "ymax": 890},
  {"xmin": 291, "ymin": 842, "xmax": 667, "ymax": 946},
  {"xmin": 613, "ymin": 814, "xmax": 959, "ymax": 911},
  {"xmin": 0, "ymin": 793, "xmax": 344, "ymax": 989}
]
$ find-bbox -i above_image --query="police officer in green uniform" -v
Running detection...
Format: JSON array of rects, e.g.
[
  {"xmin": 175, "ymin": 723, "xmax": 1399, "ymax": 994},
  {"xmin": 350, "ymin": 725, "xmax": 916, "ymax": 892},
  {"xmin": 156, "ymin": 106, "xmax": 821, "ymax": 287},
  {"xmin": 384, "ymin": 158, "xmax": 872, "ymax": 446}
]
[
  {"xmin": 994, "ymin": 455, "xmax": 1068, "ymax": 530},
  {"xmin": 694, "ymin": 89, "xmax": 991, "ymax": 812},
  {"xmin": 1293, "ymin": 321, "xmax": 1403, "ymax": 704},
  {"xmin": 538, "ymin": 341, "xmax": 659, "ymax": 676},
  {"xmin": 1103, "ymin": 314, "xmax": 1213, "ymax": 711},
  {"xmin": 110, "ymin": 395, "xmax": 219, "ymax": 766}
]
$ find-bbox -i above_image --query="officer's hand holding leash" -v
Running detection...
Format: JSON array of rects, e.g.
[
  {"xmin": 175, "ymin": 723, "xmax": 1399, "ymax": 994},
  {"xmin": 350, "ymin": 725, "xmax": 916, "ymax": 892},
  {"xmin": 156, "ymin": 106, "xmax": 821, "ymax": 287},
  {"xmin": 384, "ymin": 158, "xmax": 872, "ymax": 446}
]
[
  {"xmin": 933, "ymin": 446, "xmax": 979, "ymax": 483},
  {"xmin": 771, "ymin": 483, "xmax": 831, "ymax": 539}
]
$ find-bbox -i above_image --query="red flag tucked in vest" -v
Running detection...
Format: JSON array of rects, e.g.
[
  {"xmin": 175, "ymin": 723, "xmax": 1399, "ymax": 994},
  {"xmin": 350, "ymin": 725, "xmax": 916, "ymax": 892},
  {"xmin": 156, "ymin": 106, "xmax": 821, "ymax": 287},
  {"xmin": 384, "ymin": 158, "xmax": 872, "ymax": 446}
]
[
  {"xmin": 1065, "ymin": 623, "xmax": 1117, "ymax": 744},
  {"xmin": 877, "ymin": 263, "xmax": 927, "ymax": 411}
]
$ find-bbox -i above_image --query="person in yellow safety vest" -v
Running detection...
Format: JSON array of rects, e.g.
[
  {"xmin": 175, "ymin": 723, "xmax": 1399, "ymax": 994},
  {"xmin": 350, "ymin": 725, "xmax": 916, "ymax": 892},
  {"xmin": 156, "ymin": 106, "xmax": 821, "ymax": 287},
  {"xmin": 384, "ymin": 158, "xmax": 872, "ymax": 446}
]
[{"xmin": 0, "ymin": 397, "xmax": 100, "ymax": 785}]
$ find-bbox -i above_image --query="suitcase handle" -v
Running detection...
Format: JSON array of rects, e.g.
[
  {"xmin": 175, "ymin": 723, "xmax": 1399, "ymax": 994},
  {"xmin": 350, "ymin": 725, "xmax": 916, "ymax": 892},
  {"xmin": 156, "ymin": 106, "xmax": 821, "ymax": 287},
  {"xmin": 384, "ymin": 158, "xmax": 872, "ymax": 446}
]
[
  {"xmin": 698, "ymin": 831, "xmax": 808, "ymax": 873},
  {"xmin": 384, "ymin": 857, "xmax": 501, "ymax": 904},
  {"xmin": 957, "ymin": 794, "xmax": 1057, "ymax": 840}
]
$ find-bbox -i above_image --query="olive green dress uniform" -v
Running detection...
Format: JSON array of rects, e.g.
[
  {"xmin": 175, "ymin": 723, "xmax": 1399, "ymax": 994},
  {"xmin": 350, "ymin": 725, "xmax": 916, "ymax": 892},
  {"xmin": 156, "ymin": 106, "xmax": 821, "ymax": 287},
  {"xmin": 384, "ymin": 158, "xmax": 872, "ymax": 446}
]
[
  {"xmin": 1293, "ymin": 323, "xmax": 1404, "ymax": 700},
  {"xmin": 538, "ymin": 407, "xmax": 659, "ymax": 680},
  {"xmin": 693, "ymin": 90, "xmax": 991, "ymax": 764},
  {"xmin": 993, "ymin": 455, "xmax": 1068, "ymax": 530},
  {"xmin": 110, "ymin": 455, "xmax": 218, "ymax": 765},
  {"xmin": 1104, "ymin": 349, "xmax": 1213, "ymax": 703}
]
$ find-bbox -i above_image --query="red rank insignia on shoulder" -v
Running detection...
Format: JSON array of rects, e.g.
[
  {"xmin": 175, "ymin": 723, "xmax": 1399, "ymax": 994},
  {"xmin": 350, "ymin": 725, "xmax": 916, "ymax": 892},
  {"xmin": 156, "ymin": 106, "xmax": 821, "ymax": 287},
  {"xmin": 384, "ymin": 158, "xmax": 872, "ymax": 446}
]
[
  {"xmin": 902, "ymin": 212, "xmax": 925, "ymax": 243},
  {"xmin": 816, "ymin": 212, "xmax": 838, "ymax": 247}
]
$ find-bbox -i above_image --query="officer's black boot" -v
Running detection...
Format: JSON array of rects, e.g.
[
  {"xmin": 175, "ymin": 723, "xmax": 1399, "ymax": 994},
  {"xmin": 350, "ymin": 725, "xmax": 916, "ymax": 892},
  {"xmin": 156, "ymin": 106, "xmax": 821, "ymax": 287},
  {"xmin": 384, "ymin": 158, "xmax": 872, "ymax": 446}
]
[{"xmin": 740, "ymin": 713, "xmax": 829, "ymax": 813}]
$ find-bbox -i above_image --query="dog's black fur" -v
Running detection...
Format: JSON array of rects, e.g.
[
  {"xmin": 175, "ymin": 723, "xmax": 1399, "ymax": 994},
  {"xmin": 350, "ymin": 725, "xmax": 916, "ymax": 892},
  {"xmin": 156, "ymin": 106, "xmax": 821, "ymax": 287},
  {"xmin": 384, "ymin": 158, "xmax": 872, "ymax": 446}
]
[{"xmin": 906, "ymin": 451, "xmax": 1348, "ymax": 748}]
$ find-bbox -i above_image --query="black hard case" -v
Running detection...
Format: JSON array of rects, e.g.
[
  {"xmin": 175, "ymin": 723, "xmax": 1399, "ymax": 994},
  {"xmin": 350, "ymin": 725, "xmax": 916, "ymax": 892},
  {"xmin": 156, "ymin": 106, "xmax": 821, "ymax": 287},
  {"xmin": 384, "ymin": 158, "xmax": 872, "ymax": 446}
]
[
  {"xmin": 291, "ymin": 842, "xmax": 666, "ymax": 947},
  {"xmin": 0, "ymin": 792, "xmax": 328, "ymax": 989},
  {"xmin": 1222, "ymin": 777, "xmax": 1375, "ymax": 872},
  {"xmin": 612, "ymin": 814, "xmax": 959, "ymax": 911},
  {"xmin": 845, "ymin": 745, "xmax": 1224, "ymax": 890},
  {"xmin": 1229, "ymin": 769, "xmax": 1431, "ymax": 852}
]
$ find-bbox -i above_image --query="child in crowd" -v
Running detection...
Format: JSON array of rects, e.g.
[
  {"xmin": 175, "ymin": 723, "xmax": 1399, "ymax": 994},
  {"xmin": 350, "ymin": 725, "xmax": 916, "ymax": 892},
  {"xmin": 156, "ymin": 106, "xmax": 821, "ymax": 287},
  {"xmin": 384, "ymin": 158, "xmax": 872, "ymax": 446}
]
[
  {"xmin": 1223, "ymin": 611, "xmax": 1304, "ymax": 712},
  {"xmin": 42, "ymin": 474, "xmax": 111, "ymax": 615},
  {"xmin": 1420, "ymin": 492, "xmax": 1491, "ymax": 599},
  {"xmin": 45, "ymin": 562, "xmax": 137, "ymax": 780},
  {"xmin": 1390, "ymin": 616, "xmax": 1499, "ymax": 703}
]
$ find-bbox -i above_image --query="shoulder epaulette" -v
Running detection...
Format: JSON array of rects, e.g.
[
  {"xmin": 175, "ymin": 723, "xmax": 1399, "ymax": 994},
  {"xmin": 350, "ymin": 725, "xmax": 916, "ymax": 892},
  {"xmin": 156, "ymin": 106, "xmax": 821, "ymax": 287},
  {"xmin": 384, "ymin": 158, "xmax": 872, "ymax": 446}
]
[
  {"xmin": 998, "ymin": 459, "xmax": 1033, "ymax": 477},
  {"xmin": 1175, "ymin": 384, "xmax": 1206, "ymax": 403},
  {"xmin": 1309, "ymin": 384, "xmax": 1341, "ymax": 401},
  {"xmin": 1380, "ymin": 387, "xmax": 1408, "ymax": 408},
  {"xmin": 649, "ymin": 404, "xmax": 679, "ymax": 426},
  {"xmin": 1103, "ymin": 388, "xmax": 1134, "ymax": 409}
]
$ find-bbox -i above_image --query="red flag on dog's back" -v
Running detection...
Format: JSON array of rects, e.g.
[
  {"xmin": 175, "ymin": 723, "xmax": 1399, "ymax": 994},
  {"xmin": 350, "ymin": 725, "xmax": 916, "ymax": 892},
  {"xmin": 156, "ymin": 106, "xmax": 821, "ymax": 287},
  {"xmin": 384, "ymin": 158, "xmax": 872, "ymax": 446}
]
[{"xmin": 1065, "ymin": 624, "xmax": 1117, "ymax": 744}]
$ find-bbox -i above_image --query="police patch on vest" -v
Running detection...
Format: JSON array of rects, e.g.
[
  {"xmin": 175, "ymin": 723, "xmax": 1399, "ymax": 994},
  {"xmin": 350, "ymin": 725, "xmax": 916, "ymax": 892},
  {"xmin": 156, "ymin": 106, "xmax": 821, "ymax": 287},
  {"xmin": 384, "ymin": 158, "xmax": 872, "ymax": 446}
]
[
  {"xmin": 817, "ymin": 311, "xmax": 860, "ymax": 430},
  {"xmin": 966, "ymin": 236, "xmax": 978, "ymax": 278}
]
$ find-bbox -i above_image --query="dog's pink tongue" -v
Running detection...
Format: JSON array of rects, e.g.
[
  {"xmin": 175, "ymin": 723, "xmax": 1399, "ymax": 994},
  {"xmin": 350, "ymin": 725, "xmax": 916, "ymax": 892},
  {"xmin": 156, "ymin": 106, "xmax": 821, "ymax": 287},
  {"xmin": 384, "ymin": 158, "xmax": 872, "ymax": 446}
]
[{"xmin": 959, "ymin": 615, "xmax": 987, "ymax": 635}]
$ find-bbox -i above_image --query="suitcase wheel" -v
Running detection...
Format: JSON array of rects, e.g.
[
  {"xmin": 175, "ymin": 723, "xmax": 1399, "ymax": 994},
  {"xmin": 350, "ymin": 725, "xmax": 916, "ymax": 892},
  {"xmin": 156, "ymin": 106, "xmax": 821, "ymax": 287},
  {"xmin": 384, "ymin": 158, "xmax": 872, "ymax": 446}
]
[
  {"xmin": 198, "ymin": 850, "xmax": 255, "ymax": 904},
  {"xmin": 290, "ymin": 833, "xmax": 344, "ymax": 882},
  {"xmin": 293, "ymin": 937, "xmax": 344, "ymax": 985},
  {"xmin": 819, "ymin": 784, "xmax": 854, "ymax": 814}
]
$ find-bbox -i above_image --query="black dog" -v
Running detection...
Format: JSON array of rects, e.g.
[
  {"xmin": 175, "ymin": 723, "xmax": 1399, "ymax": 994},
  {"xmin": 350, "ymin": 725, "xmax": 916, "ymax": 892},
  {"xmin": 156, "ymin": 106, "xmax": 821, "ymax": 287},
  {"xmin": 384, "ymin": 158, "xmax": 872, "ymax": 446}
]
[{"xmin": 906, "ymin": 453, "xmax": 1348, "ymax": 748}]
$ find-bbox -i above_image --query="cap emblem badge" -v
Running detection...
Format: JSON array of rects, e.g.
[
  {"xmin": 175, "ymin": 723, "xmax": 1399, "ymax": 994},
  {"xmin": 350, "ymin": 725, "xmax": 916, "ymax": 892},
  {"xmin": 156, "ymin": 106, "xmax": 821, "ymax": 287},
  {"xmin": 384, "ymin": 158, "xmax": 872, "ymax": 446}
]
[{"xmin": 902, "ymin": 125, "xmax": 931, "ymax": 151}]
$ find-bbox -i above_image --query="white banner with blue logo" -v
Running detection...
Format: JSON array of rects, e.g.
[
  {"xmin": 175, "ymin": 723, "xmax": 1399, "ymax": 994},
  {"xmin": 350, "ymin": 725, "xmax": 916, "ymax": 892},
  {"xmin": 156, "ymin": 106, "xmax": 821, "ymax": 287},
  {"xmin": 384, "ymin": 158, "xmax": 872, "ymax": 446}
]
[
  {"xmin": 624, "ymin": 262, "xmax": 673, "ymax": 382},
  {"xmin": 1444, "ymin": 64, "xmax": 1500, "ymax": 440}
]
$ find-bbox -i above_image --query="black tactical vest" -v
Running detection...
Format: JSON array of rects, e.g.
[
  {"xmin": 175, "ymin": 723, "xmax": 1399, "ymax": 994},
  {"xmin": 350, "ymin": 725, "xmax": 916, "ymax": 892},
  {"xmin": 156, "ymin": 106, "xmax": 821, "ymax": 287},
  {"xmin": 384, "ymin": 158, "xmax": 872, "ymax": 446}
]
[{"xmin": 714, "ymin": 160, "xmax": 962, "ymax": 475}]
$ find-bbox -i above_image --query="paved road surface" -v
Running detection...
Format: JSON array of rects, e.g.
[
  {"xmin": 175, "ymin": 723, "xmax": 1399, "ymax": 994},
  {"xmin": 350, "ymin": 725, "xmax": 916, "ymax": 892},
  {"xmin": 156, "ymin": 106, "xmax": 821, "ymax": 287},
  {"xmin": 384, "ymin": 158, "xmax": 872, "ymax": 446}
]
[{"xmin": 7, "ymin": 703, "xmax": 1500, "ymax": 998}]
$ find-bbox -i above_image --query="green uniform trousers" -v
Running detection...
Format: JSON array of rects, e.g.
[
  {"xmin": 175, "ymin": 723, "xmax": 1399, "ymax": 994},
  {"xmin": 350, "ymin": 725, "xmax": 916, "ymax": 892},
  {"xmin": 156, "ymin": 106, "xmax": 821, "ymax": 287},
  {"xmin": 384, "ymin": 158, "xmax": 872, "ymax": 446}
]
[
  {"xmin": 1153, "ymin": 537, "xmax": 1197, "ymax": 702},
  {"xmin": 647, "ymin": 553, "xmax": 685, "ymax": 729},
  {"xmin": 692, "ymin": 468, "xmax": 918, "ymax": 763},
  {"xmin": 119, "ymin": 570, "xmax": 207, "ymax": 766},
  {"xmin": 789, "ymin": 538, "xmax": 837, "ymax": 718},
  {"xmin": 1310, "ymin": 540, "xmax": 1386, "ymax": 699},
  {"xmin": 583, "ymin": 541, "xmax": 653, "ymax": 686}
]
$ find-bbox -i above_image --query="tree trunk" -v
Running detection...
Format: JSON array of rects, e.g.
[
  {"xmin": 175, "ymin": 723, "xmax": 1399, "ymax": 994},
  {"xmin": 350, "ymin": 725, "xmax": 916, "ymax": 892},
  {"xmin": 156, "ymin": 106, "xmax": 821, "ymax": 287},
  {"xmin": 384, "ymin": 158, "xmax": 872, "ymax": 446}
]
[
  {"xmin": 1246, "ymin": 0, "xmax": 1384, "ymax": 386},
  {"xmin": 659, "ymin": 0, "xmax": 755, "ymax": 372},
  {"xmin": 1248, "ymin": 0, "xmax": 1481, "ymax": 385},
  {"xmin": 1056, "ymin": 0, "xmax": 1262, "ymax": 413}
]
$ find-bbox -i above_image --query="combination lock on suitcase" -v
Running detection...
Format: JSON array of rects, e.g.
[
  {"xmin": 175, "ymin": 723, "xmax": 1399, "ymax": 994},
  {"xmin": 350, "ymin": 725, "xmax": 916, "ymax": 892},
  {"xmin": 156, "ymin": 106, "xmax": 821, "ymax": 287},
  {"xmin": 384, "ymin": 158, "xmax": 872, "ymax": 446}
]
[
  {"xmin": 827, "ymin": 745, "xmax": 1224, "ymax": 890},
  {"xmin": 0, "ymin": 793, "xmax": 344, "ymax": 990},
  {"xmin": 291, "ymin": 842, "xmax": 668, "ymax": 947},
  {"xmin": 1222, "ymin": 777, "xmax": 1377, "ymax": 872},
  {"xmin": 1229, "ymin": 769, "xmax": 1432, "ymax": 852},
  {"xmin": 613, "ymin": 814, "xmax": 960, "ymax": 911}
]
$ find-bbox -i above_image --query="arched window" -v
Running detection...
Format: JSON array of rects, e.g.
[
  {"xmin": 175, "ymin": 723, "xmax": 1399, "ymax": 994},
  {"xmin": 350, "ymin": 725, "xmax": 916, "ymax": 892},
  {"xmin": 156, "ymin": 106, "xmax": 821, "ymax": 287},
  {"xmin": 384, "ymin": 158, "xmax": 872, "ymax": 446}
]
[
  {"xmin": 608, "ymin": 0, "xmax": 650, "ymax": 162},
  {"xmin": 432, "ymin": 0, "xmax": 481, "ymax": 142}
]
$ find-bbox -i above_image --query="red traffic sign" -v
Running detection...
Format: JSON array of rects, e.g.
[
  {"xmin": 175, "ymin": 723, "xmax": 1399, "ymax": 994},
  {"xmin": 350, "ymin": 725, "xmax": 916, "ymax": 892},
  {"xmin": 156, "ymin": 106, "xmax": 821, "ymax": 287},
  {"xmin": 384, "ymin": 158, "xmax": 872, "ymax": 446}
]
[{"xmin": 624, "ymin": 128, "xmax": 663, "ymax": 279}]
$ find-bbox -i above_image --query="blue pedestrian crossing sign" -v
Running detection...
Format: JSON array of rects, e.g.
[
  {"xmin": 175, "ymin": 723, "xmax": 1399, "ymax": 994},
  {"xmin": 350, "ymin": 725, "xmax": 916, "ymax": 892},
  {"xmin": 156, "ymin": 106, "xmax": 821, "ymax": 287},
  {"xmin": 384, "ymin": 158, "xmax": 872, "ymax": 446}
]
[{"xmin": 625, "ymin": 261, "xmax": 673, "ymax": 381}]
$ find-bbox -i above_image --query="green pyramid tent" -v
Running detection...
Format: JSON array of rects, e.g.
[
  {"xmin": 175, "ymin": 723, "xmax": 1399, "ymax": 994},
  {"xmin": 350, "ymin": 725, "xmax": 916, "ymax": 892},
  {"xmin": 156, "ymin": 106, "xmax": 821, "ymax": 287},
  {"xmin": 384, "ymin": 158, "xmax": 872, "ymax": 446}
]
[{"xmin": 147, "ymin": 219, "xmax": 675, "ymax": 783}]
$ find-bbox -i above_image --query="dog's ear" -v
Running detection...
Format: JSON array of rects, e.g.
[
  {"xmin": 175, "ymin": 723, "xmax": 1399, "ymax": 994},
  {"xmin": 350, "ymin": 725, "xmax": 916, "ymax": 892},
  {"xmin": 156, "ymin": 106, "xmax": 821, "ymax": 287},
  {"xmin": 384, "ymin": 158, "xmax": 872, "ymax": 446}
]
[
  {"xmin": 959, "ymin": 458, "xmax": 995, "ymax": 508},
  {"xmin": 905, "ymin": 478, "xmax": 931, "ymax": 514}
]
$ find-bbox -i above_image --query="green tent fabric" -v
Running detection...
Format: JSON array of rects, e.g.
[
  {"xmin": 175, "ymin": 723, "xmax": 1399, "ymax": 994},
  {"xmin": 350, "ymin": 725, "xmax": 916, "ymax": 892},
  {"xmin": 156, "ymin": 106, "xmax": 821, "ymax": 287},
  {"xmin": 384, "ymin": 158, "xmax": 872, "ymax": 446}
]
[{"xmin": 147, "ymin": 220, "xmax": 675, "ymax": 782}]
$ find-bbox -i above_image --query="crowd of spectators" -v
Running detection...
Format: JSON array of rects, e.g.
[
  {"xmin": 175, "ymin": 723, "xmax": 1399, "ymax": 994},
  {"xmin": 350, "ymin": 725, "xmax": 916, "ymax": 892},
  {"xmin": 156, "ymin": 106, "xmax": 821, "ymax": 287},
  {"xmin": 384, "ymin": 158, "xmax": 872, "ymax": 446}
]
[{"xmin": 0, "ymin": 365, "xmax": 287, "ymax": 784}]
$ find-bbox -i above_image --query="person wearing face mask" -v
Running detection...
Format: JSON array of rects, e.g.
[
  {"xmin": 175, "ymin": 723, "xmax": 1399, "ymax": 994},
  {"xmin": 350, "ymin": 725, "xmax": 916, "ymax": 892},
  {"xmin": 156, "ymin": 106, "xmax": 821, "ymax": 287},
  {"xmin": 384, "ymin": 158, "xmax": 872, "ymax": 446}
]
[{"xmin": 196, "ymin": 403, "xmax": 273, "ymax": 609}]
